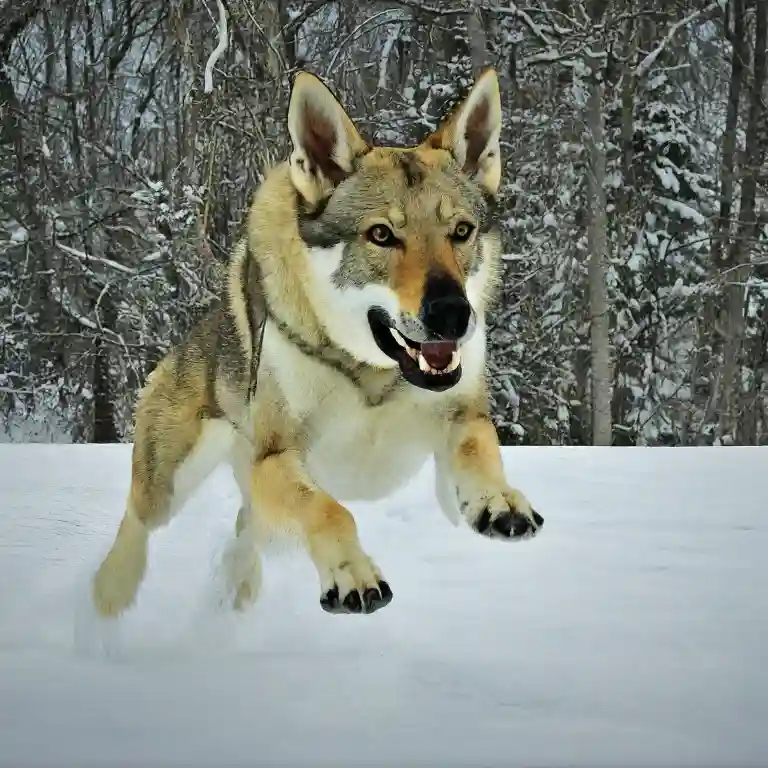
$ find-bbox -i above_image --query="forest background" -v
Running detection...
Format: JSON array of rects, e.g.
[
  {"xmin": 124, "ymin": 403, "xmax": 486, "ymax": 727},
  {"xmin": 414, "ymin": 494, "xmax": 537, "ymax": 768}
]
[{"xmin": 1, "ymin": 0, "xmax": 766, "ymax": 447}]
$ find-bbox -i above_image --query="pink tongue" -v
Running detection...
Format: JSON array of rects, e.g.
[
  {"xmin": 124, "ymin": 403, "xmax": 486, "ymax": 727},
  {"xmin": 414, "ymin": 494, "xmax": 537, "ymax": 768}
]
[{"xmin": 420, "ymin": 341, "xmax": 456, "ymax": 370}]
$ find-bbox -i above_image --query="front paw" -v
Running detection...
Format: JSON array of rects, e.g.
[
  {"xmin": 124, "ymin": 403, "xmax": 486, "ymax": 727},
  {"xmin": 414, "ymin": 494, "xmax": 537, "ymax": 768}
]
[
  {"xmin": 320, "ymin": 578, "xmax": 393, "ymax": 615},
  {"xmin": 461, "ymin": 486, "xmax": 544, "ymax": 541},
  {"xmin": 315, "ymin": 550, "xmax": 393, "ymax": 615}
]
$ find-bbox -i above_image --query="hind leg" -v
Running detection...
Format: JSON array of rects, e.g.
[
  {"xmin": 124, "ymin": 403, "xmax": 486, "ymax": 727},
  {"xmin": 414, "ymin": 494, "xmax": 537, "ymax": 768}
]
[
  {"xmin": 92, "ymin": 360, "xmax": 234, "ymax": 618},
  {"xmin": 223, "ymin": 434, "xmax": 263, "ymax": 611},
  {"xmin": 92, "ymin": 444, "xmax": 186, "ymax": 618}
]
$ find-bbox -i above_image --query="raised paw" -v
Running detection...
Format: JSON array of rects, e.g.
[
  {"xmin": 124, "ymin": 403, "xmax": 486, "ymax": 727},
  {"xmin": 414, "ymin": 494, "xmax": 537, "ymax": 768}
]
[
  {"xmin": 461, "ymin": 486, "xmax": 544, "ymax": 542},
  {"xmin": 320, "ymin": 580, "xmax": 393, "ymax": 615},
  {"xmin": 316, "ymin": 552, "xmax": 393, "ymax": 615}
]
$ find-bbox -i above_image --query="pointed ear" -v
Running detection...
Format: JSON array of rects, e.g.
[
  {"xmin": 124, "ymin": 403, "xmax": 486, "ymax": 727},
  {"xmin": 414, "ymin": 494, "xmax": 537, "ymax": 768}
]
[
  {"xmin": 287, "ymin": 71, "xmax": 369, "ymax": 206},
  {"xmin": 422, "ymin": 68, "xmax": 502, "ymax": 194}
]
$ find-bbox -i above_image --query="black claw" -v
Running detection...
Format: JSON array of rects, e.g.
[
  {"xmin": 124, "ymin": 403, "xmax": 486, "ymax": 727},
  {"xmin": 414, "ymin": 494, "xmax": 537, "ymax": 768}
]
[
  {"xmin": 321, "ymin": 580, "xmax": 393, "ymax": 615},
  {"xmin": 362, "ymin": 588, "xmax": 380, "ymax": 613},
  {"xmin": 491, "ymin": 511, "xmax": 514, "ymax": 538},
  {"xmin": 378, "ymin": 580, "xmax": 393, "ymax": 604},
  {"xmin": 532, "ymin": 509, "xmax": 544, "ymax": 527},
  {"xmin": 474, "ymin": 508, "xmax": 492, "ymax": 534},
  {"xmin": 511, "ymin": 514, "xmax": 533, "ymax": 538},
  {"xmin": 320, "ymin": 586, "xmax": 340, "ymax": 613},
  {"xmin": 343, "ymin": 590, "xmax": 363, "ymax": 613},
  {"xmin": 363, "ymin": 583, "xmax": 394, "ymax": 613}
]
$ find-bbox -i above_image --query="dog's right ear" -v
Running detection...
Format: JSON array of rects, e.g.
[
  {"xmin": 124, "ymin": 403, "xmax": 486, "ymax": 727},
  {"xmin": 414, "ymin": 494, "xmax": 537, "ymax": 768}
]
[{"xmin": 287, "ymin": 72, "xmax": 368, "ymax": 206}]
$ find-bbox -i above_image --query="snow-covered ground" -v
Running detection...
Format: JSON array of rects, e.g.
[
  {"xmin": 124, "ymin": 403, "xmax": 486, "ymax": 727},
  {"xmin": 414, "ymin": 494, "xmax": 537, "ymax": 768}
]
[{"xmin": 1, "ymin": 444, "xmax": 766, "ymax": 767}]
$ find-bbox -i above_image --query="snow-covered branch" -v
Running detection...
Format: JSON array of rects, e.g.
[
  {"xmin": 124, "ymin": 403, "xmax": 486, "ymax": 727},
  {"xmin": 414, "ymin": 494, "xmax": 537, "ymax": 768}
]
[
  {"xmin": 635, "ymin": 2, "xmax": 720, "ymax": 80},
  {"xmin": 204, "ymin": 0, "xmax": 228, "ymax": 94},
  {"xmin": 378, "ymin": 22, "xmax": 402, "ymax": 91},
  {"xmin": 487, "ymin": 3, "xmax": 555, "ymax": 48},
  {"xmin": 56, "ymin": 243, "xmax": 135, "ymax": 276}
]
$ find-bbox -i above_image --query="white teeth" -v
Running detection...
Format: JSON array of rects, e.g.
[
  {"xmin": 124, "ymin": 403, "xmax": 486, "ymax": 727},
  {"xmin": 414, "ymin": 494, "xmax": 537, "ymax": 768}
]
[
  {"xmin": 389, "ymin": 326, "xmax": 462, "ymax": 376},
  {"xmin": 416, "ymin": 348, "xmax": 462, "ymax": 376},
  {"xmin": 445, "ymin": 349, "xmax": 461, "ymax": 373},
  {"xmin": 390, "ymin": 327, "xmax": 408, "ymax": 349}
]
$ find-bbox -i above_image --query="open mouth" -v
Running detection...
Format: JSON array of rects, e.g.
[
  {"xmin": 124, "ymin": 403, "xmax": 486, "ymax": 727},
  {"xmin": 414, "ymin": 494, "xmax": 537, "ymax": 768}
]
[{"xmin": 367, "ymin": 308, "xmax": 462, "ymax": 392}]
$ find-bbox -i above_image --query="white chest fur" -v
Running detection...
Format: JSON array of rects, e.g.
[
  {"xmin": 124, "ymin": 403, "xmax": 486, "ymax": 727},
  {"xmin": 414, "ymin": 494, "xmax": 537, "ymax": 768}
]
[
  {"xmin": 305, "ymin": 388, "xmax": 442, "ymax": 501},
  {"xmin": 261, "ymin": 325, "xmax": 438, "ymax": 500},
  {"xmin": 260, "ymin": 320, "xmax": 487, "ymax": 502}
]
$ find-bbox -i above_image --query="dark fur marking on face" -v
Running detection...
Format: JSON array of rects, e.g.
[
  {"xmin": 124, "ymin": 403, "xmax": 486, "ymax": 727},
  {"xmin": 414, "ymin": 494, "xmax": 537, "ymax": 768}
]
[
  {"xmin": 437, "ymin": 162, "xmax": 495, "ymax": 231},
  {"xmin": 331, "ymin": 243, "xmax": 389, "ymax": 290},
  {"xmin": 296, "ymin": 192, "xmax": 348, "ymax": 248},
  {"xmin": 478, "ymin": 192, "xmax": 500, "ymax": 235},
  {"xmin": 398, "ymin": 153, "xmax": 425, "ymax": 188}
]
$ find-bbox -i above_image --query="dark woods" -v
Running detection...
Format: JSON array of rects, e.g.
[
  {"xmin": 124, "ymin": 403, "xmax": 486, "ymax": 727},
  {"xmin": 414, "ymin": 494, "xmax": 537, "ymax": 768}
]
[{"xmin": 1, "ymin": 0, "xmax": 766, "ymax": 446}]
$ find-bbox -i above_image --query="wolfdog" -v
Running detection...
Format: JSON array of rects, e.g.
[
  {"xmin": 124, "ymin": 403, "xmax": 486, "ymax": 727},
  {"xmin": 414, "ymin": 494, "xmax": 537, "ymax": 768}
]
[{"xmin": 92, "ymin": 67, "xmax": 544, "ymax": 618}]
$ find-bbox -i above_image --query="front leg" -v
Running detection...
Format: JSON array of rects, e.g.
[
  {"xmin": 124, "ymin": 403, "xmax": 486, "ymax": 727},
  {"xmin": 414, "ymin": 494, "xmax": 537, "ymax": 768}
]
[
  {"xmin": 250, "ymin": 446, "xmax": 393, "ymax": 614},
  {"xmin": 442, "ymin": 409, "xmax": 544, "ymax": 541}
]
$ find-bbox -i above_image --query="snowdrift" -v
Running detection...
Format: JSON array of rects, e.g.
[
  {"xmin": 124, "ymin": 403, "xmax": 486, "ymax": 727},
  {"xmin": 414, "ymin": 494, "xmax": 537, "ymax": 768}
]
[{"xmin": 1, "ymin": 444, "xmax": 765, "ymax": 766}]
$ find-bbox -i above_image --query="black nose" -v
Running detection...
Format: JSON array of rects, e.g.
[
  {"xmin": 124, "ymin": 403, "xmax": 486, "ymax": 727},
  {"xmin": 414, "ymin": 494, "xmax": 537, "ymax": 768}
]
[{"xmin": 421, "ymin": 274, "xmax": 472, "ymax": 340}]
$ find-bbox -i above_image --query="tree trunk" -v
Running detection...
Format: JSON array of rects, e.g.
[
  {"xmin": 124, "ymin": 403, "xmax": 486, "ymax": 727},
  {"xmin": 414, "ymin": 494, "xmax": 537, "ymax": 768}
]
[
  {"xmin": 586, "ymin": 56, "xmax": 612, "ymax": 445},
  {"xmin": 687, "ymin": 0, "xmax": 745, "ymax": 443},
  {"xmin": 718, "ymin": 0, "xmax": 767, "ymax": 443},
  {"xmin": 91, "ymin": 292, "xmax": 119, "ymax": 444},
  {"xmin": 712, "ymin": 0, "xmax": 747, "ymax": 267},
  {"xmin": 466, "ymin": 0, "xmax": 489, "ymax": 76}
]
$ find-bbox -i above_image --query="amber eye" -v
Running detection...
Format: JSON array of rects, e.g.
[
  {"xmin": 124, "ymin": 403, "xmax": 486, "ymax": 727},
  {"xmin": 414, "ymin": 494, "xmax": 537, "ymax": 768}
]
[
  {"xmin": 451, "ymin": 221, "xmax": 475, "ymax": 243},
  {"xmin": 366, "ymin": 224, "xmax": 399, "ymax": 247}
]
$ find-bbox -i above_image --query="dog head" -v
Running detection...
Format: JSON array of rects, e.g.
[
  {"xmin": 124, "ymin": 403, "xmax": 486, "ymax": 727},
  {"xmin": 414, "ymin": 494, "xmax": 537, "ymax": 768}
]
[{"xmin": 288, "ymin": 69, "xmax": 503, "ymax": 393}]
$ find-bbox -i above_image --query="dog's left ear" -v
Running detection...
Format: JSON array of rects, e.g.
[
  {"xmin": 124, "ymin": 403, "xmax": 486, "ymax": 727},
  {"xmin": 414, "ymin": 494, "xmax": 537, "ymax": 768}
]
[
  {"xmin": 288, "ymin": 71, "xmax": 369, "ymax": 206},
  {"xmin": 422, "ymin": 68, "xmax": 502, "ymax": 194}
]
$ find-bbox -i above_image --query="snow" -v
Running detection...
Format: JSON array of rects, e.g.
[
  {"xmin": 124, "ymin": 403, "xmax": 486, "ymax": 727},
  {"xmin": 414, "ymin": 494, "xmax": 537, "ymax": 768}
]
[
  {"xmin": 654, "ymin": 162, "xmax": 681, "ymax": 192},
  {"xmin": 657, "ymin": 196, "xmax": 706, "ymax": 225},
  {"xmin": 9, "ymin": 226, "xmax": 29, "ymax": 244},
  {"xmin": 1, "ymin": 444, "xmax": 766, "ymax": 767}
]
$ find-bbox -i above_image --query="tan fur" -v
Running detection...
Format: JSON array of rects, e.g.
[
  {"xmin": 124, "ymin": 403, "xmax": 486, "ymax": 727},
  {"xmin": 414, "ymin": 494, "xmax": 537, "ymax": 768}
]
[{"xmin": 92, "ymin": 68, "xmax": 543, "ymax": 620}]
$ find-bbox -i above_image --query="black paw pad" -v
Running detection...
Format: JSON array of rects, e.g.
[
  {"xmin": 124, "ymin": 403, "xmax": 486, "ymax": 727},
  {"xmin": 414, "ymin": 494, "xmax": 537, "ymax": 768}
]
[
  {"xmin": 362, "ymin": 588, "xmax": 379, "ymax": 612},
  {"xmin": 511, "ymin": 513, "xmax": 534, "ymax": 538},
  {"xmin": 343, "ymin": 590, "xmax": 362, "ymax": 613},
  {"xmin": 491, "ymin": 511, "xmax": 514, "ymax": 537},
  {"xmin": 363, "ymin": 581, "xmax": 394, "ymax": 613},
  {"xmin": 473, "ymin": 508, "xmax": 492, "ymax": 535},
  {"xmin": 320, "ymin": 586, "xmax": 341, "ymax": 613},
  {"xmin": 378, "ymin": 580, "xmax": 393, "ymax": 603},
  {"xmin": 472, "ymin": 508, "xmax": 542, "ymax": 540}
]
